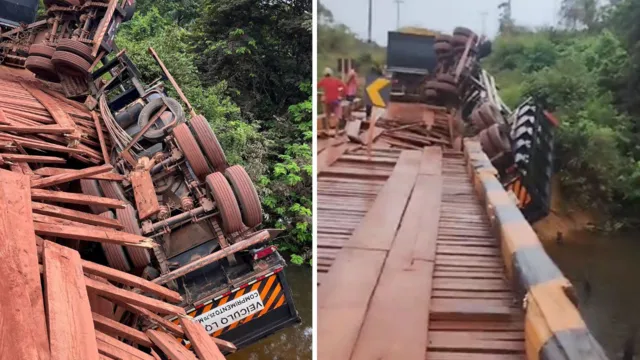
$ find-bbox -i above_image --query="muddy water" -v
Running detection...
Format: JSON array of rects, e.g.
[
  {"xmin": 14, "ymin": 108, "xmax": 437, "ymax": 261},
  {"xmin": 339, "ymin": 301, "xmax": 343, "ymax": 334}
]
[
  {"xmin": 542, "ymin": 231, "xmax": 640, "ymax": 359},
  {"xmin": 227, "ymin": 265, "xmax": 312, "ymax": 360}
]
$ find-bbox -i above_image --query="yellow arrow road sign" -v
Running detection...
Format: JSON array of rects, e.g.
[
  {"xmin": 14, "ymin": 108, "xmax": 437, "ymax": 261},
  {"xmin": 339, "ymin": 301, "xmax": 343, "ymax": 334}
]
[{"xmin": 366, "ymin": 77, "xmax": 391, "ymax": 108}]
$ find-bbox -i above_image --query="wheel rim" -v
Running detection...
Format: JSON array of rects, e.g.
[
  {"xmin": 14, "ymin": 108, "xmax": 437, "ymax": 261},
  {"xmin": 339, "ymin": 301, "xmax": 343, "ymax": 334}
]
[
  {"xmin": 225, "ymin": 165, "xmax": 262, "ymax": 227},
  {"xmin": 206, "ymin": 172, "xmax": 243, "ymax": 234}
]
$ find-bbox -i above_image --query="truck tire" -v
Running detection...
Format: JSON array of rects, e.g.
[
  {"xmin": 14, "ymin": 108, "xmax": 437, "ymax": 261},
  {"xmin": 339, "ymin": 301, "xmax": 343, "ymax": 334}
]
[
  {"xmin": 435, "ymin": 34, "xmax": 453, "ymax": 43},
  {"xmin": 80, "ymin": 179, "xmax": 109, "ymax": 214},
  {"xmin": 434, "ymin": 42, "xmax": 452, "ymax": 54},
  {"xmin": 116, "ymin": 205, "xmax": 151, "ymax": 268},
  {"xmin": 51, "ymin": 51, "xmax": 91, "ymax": 77},
  {"xmin": 436, "ymin": 73, "xmax": 456, "ymax": 85},
  {"xmin": 173, "ymin": 123, "xmax": 211, "ymax": 181},
  {"xmin": 225, "ymin": 165, "xmax": 262, "ymax": 228},
  {"xmin": 56, "ymin": 39, "xmax": 94, "ymax": 62},
  {"xmin": 25, "ymin": 56, "xmax": 60, "ymax": 83},
  {"xmin": 99, "ymin": 211, "xmax": 132, "ymax": 272},
  {"xmin": 454, "ymin": 26, "xmax": 476, "ymax": 38},
  {"xmin": 479, "ymin": 128, "xmax": 499, "ymax": 158},
  {"xmin": 471, "ymin": 108, "xmax": 488, "ymax": 130},
  {"xmin": 29, "ymin": 44, "xmax": 55, "ymax": 58},
  {"xmin": 190, "ymin": 115, "xmax": 228, "ymax": 171},
  {"xmin": 206, "ymin": 172, "xmax": 243, "ymax": 234},
  {"xmin": 138, "ymin": 97, "xmax": 184, "ymax": 141},
  {"xmin": 432, "ymin": 81, "xmax": 458, "ymax": 96},
  {"xmin": 99, "ymin": 180, "xmax": 129, "ymax": 202},
  {"xmin": 452, "ymin": 34, "xmax": 470, "ymax": 47},
  {"xmin": 487, "ymin": 124, "xmax": 511, "ymax": 153}
]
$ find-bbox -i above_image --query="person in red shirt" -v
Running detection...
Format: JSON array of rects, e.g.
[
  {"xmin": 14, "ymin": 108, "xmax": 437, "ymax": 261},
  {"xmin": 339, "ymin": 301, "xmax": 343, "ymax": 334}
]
[{"xmin": 318, "ymin": 67, "xmax": 345, "ymax": 136}]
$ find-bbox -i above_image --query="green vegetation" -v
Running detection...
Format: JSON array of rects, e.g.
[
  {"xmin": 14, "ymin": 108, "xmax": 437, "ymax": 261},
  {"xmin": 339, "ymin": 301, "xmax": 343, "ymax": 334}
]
[
  {"xmin": 117, "ymin": 0, "xmax": 312, "ymax": 263},
  {"xmin": 484, "ymin": 0, "xmax": 640, "ymax": 228}
]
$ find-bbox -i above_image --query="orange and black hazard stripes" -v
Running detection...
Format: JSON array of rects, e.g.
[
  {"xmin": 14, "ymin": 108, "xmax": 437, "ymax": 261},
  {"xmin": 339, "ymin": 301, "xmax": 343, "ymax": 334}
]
[
  {"xmin": 506, "ymin": 177, "xmax": 532, "ymax": 208},
  {"xmin": 176, "ymin": 273, "xmax": 288, "ymax": 346}
]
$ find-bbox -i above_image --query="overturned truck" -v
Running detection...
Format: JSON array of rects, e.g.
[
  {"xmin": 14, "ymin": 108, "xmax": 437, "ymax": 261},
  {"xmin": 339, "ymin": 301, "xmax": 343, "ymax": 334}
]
[{"xmin": 0, "ymin": 0, "xmax": 299, "ymax": 357}]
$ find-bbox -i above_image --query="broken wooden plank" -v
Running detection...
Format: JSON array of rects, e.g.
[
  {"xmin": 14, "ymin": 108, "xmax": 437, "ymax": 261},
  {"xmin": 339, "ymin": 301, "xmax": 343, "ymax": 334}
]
[
  {"xmin": 31, "ymin": 164, "xmax": 113, "ymax": 188},
  {"xmin": 0, "ymin": 153, "xmax": 66, "ymax": 164},
  {"xmin": 146, "ymin": 329, "xmax": 198, "ymax": 360},
  {"xmin": 21, "ymin": 83, "xmax": 81, "ymax": 142},
  {"xmin": 130, "ymin": 169, "xmax": 160, "ymax": 220},
  {"xmin": 110, "ymin": 298, "xmax": 186, "ymax": 337},
  {"xmin": 31, "ymin": 202, "xmax": 123, "ymax": 229},
  {"xmin": 81, "ymin": 259, "xmax": 182, "ymax": 303},
  {"xmin": 92, "ymin": 312, "xmax": 153, "ymax": 348},
  {"xmin": 33, "ymin": 167, "xmax": 124, "ymax": 181},
  {"xmin": 84, "ymin": 276, "xmax": 186, "ymax": 316},
  {"xmin": 0, "ymin": 169, "xmax": 50, "ymax": 360},
  {"xmin": 31, "ymin": 188, "xmax": 126, "ymax": 208},
  {"xmin": 33, "ymin": 222, "xmax": 153, "ymax": 247},
  {"xmin": 179, "ymin": 317, "xmax": 225, "ymax": 360},
  {"xmin": 95, "ymin": 330, "xmax": 154, "ymax": 360},
  {"xmin": 0, "ymin": 124, "xmax": 76, "ymax": 134},
  {"xmin": 92, "ymin": 111, "xmax": 110, "ymax": 164},
  {"xmin": 43, "ymin": 240, "xmax": 99, "ymax": 360}
]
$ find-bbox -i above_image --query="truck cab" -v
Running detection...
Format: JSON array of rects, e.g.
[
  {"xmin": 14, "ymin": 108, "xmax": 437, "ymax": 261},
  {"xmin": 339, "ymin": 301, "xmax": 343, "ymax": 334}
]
[{"xmin": 386, "ymin": 31, "xmax": 438, "ymax": 101}]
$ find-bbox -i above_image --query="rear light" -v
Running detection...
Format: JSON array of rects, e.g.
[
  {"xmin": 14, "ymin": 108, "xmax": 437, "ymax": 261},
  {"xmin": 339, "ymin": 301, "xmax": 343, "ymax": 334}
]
[
  {"xmin": 253, "ymin": 245, "xmax": 277, "ymax": 260},
  {"xmin": 273, "ymin": 267, "xmax": 283, "ymax": 274}
]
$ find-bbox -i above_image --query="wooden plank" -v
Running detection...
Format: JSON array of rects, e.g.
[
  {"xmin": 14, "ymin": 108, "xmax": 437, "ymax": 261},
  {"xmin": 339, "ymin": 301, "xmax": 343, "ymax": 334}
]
[
  {"xmin": 31, "ymin": 164, "xmax": 113, "ymax": 188},
  {"xmin": 21, "ymin": 83, "xmax": 79, "ymax": 137},
  {"xmin": 84, "ymin": 276, "xmax": 186, "ymax": 316},
  {"xmin": 179, "ymin": 317, "xmax": 226, "ymax": 360},
  {"xmin": 346, "ymin": 150, "xmax": 422, "ymax": 251},
  {"xmin": 146, "ymin": 329, "xmax": 198, "ymax": 360},
  {"xmin": 130, "ymin": 170, "xmax": 160, "ymax": 220},
  {"xmin": 0, "ymin": 125, "xmax": 75, "ymax": 134},
  {"xmin": 92, "ymin": 312, "xmax": 153, "ymax": 347},
  {"xmin": 43, "ymin": 240, "xmax": 99, "ymax": 360},
  {"xmin": 0, "ymin": 170, "xmax": 50, "ymax": 360},
  {"xmin": 81, "ymin": 259, "xmax": 182, "ymax": 303},
  {"xmin": 31, "ymin": 202, "xmax": 123, "ymax": 229},
  {"xmin": 95, "ymin": 330, "xmax": 154, "ymax": 360},
  {"xmin": 351, "ymin": 151, "xmax": 443, "ymax": 360},
  {"xmin": 0, "ymin": 153, "xmax": 66, "ymax": 164},
  {"xmin": 318, "ymin": 248, "xmax": 386, "ymax": 360},
  {"xmin": 31, "ymin": 189, "xmax": 126, "ymax": 208},
  {"xmin": 109, "ymin": 298, "xmax": 185, "ymax": 337},
  {"xmin": 86, "ymin": 275, "xmax": 115, "ymax": 320},
  {"xmin": 92, "ymin": 111, "xmax": 110, "ymax": 164},
  {"xmin": 430, "ymin": 298, "xmax": 520, "ymax": 321},
  {"xmin": 428, "ymin": 331, "xmax": 525, "ymax": 353},
  {"xmin": 345, "ymin": 119, "xmax": 362, "ymax": 143},
  {"xmin": 33, "ymin": 222, "xmax": 153, "ymax": 247},
  {"xmin": 317, "ymin": 142, "xmax": 350, "ymax": 174},
  {"xmin": 428, "ymin": 352, "xmax": 525, "ymax": 360},
  {"xmin": 33, "ymin": 167, "xmax": 125, "ymax": 181}
]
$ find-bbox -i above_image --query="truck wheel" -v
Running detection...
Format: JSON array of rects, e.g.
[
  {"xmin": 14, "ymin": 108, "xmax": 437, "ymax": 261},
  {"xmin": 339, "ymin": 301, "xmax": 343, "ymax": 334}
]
[
  {"xmin": 206, "ymin": 172, "xmax": 243, "ymax": 234},
  {"xmin": 432, "ymin": 81, "xmax": 458, "ymax": 97},
  {"xmin": 99, "ymin": 180, "xmax": 129, "ymax": 202},
  {"xmin": 471, "ymin": 108, "xmax": 488, "ymax": 130},
  {"xmin": 80, "ymin": 179, "xmax": 109, "ymax": 214},
  {"xmin": 51, "ymin": 51, "xmax": 91, "ymax": 77},
  {"xmin": 479, "ymin": 128, "xmax": 498, "ymax": 158},
  {"xmin": 28, "ymin": 44, "xmax": 55, "ymax": 58},
  {"xmin": 479, "ymin": 103, "xmax": 499, "ymax": 127},
  {"xmin": 25, "ymin": 56, "xmax": 60, "ymax": 83},
  {"xmin": 173, "ymin": 123, "xmax": 211, "ymax": 181},
  {"xmin": 116, "ymin": 205, "xmax": 151, "ymax": 268},
  {"xmin": 56, "ymin": 39, "xmax": 94, "ymax": 62},
  {"xmin": 436, "ymin": 73, "xmax": 456, "ymax": 85},
  {"xmin": 454, "ymin": 26, "xmax": 476, "ymax": 38},
  {"xmin": 435, "ymin": 34, "xmax": 453, "ymax": 44},
  {"xmin": 452, "ymin": 34, "xmax": 470, "ymax": 47},
  {"xmin": 225, "ymin": 165, "xmax": 262, "ymax": 228},
  {"xmin": 190, "ymin": 115, "xmax": 228, "ymax": 171},
  {"xmin": 99, "ymin": 211, "xmax": 132, "ymax": 272},
  {"xmin": 425, "ymin": 89, "xmax": 438, "ymax": 99},
  {"xmin": 138, "ymin": 97, "xmax": 185, "ymax": 141},
  {"xmin": 434, "ymin": 42, "xmax": 452, "ymax": 54},
  {"xmin": 488, "ymin": 124, "xmax": 511, "ymax": 153}
]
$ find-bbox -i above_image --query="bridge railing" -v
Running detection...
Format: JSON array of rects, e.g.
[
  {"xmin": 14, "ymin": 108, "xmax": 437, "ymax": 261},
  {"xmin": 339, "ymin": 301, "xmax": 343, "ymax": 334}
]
[{"xmin": 463, "ymin": 139, "xmax": 609, "ymax": 360}]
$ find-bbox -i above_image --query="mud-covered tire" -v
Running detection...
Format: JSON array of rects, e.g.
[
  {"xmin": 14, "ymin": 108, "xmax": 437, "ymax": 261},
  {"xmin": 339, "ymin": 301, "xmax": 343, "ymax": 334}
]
[
  {"xmin": 436, "ymin": 73, "xmax": 456, "ymax": 85},
  {"xmin": 25, "ymin": 56, "xmax": 60, "ymax": 83},
  {"xmin": 173, "ymin": 123, "xmax": 211, "ymax": 181},
  {"xmin": 487, "ymin": 123, "xmax": 511, "ymax": 153},
  {"xmin": 454, "ymin": 26, "xmax": 475, "ymax": 38},
  {"xmin": 452, "ymin": 34, "xmax": 471, "ymax": 47},
  {"xmin": 116, "ymin": 204, "xmax": 151, "ymax": 268},
  {"xmin": 138, "ymin": 97, "xmax": 184, "ymax": 141},
  {"xmin": 434, "ymin": 42, "xmax": 452, "ymax": 54},
  {"xmin": 224, "ymin": 165, "xmax": 262, "ymax": 228},
  {"xmin": 471, "ymin": 108, "xmax": 488, "ymax": 130},
  {"xmin": 99, "ymin": 211, "xmax": 132, "ymax": 272},
  {"xmin": 479, "ymin": 128, "xmax": 498, "ymax": 158},
  {"xmin": 56, "ymin": 39, "xmax": 94, "ymax": 62},
  {"xmin": 435, "ymin": 34, "xmax": 453, "ymax": 43},
  {"xmin": 190, "ymin": 115, "xmax": 228, "ymax": 171},
  {"xmin": 206, "ymin": 172, "xmax": 243, "ymax": 234},
  {"xmin": 51, "ymin": 50, "xmax": 90, "ymax": 77},
  {"xmin": 29, "ymin": 44, "xmax": 55, "ymax": 58},
  {"xmin": 479, "ymin": 102, "xmax": 499, "ymax": 127},
  {"xmin": 431, "ymin": 81, "xmax": 458, "ymax": 96},
  {"xmin": 80, "ymin": 179, "xmax": 108, "ymax": 214},
  {"xmin": 99, "ymin": 180, "xmax": 129, "ymax": 202},
  {"xmin": 425, "ymin": 89, "xmax": 438, "ymax": 99}
]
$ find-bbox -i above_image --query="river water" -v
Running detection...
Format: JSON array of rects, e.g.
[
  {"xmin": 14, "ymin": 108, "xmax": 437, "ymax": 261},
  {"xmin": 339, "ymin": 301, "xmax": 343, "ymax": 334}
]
[
  {"xmin": 542, "ymin": 231, "xmax": 640, "ymax": 359},
  {"xmin": 227, "ymin": 265, "xmax": 312, "ymax": 360}
]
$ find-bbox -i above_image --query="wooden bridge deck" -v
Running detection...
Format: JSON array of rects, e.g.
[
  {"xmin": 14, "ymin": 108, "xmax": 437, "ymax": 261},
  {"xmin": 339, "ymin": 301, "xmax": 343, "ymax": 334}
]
[{"xmin": 317, "ymin": 144, "xmax": 526, "ymax": 359}]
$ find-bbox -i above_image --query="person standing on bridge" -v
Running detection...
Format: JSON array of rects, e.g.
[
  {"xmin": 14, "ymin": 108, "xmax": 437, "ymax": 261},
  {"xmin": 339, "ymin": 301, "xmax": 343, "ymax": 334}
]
[{"xmin": 318, "ymin": 67, "xmax": 345, "ymax": 136}]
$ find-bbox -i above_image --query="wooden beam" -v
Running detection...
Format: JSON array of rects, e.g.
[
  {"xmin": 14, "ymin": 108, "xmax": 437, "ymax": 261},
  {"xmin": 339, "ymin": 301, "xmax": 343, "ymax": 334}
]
[
  {"xmin": 91, "ymin": 111, "xmax": 110, "ymax": 165},
  {"xmin": 130, "ymin": 169, "xmax": 160, "ymax": 220},
  {"xmin": 84, "ymin": 276, "xmax": 186, "ymax": 316},
  {"xmin": 0, "ymin": 124, "xmax": 75, "ymax": 134},
  {"xmin": 152, "ymin": 230, "xmax": 270, "ymax": 285},
  {"xmin": 0, "ymin": 170, "xmax": 50, "ymax": 360},
  {"xmin": 31, "ymin": 164, "xmax": 113, "ymax": 188},
  {"xmin": 31, "ymin": 201, "xmax": 123, "ymax": 229},
  {"xmin": 33, "ymin": 167, "xmax": 124, "ymax": 181},
  {"xmin": 0, "ymin": 153, "xmax": 66, "ymax": 164},
  {"xmin": 146, "ymin": 329, "xmax": 198, "ymax": 360},
  {"xmin": 31, "ymin": 189, "xmax": 126, "ymax": 208},
  {"xmin": 110, "ymin": 299, "xmax": 185, "ymax": 337},
  {"xmin": 92, "ymin": 312, "xmax": 153, "ymax": 348},
  {"xmin": 81, "ymin": 259, "xmax": 182, "ymax": 303},
  {"xmin": 43, "ymin": 240, "xmax": 100, "ymax": 360},
  {"xmin": 179, "ymin": 317, "xmax": 226, "ymax": 360},
  {"xmin": 95, "ymin": 330, "xmax": 154, "ymax": 360},
  {"xmin": 33, "ymin": 222, "xmax": 153, "ymax": 247}
]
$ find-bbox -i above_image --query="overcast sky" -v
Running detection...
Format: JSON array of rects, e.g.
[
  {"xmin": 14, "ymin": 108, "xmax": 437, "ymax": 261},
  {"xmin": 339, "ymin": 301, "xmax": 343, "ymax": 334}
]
[{"xmin": 320, "ymin": 0, "xmax": 562, "ymax": 45}]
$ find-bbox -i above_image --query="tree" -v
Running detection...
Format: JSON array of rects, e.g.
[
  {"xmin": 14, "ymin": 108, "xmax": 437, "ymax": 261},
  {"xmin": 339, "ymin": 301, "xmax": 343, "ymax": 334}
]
[{"xmin": 559, "ymin": 0, "xmax": 601, "ymax": 30}]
